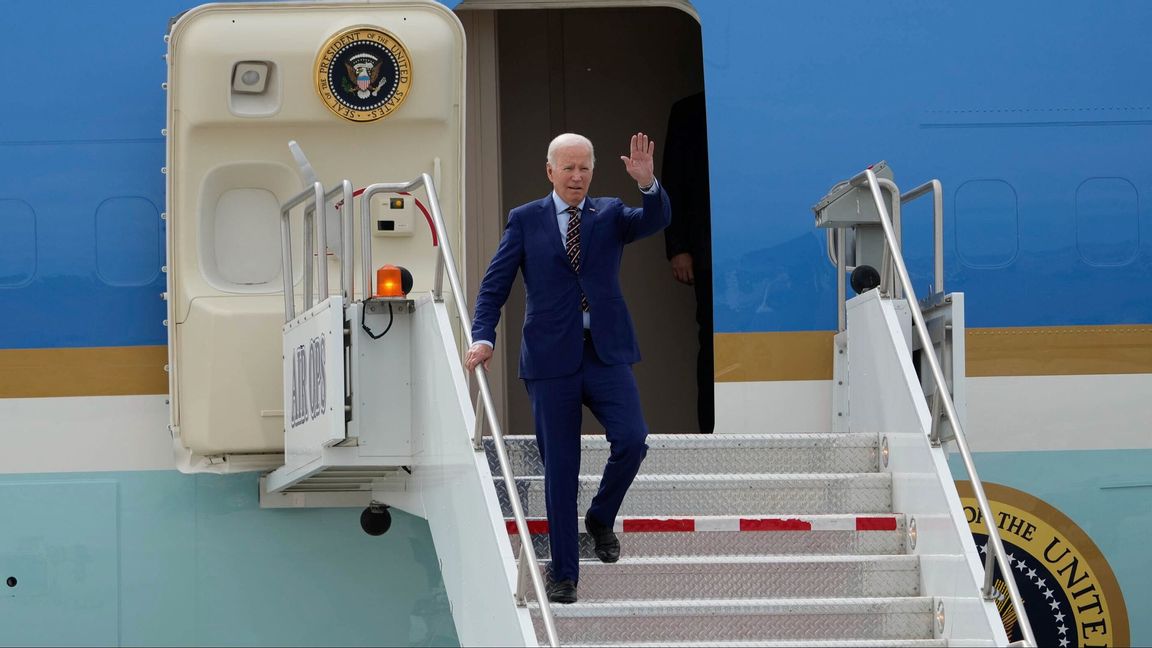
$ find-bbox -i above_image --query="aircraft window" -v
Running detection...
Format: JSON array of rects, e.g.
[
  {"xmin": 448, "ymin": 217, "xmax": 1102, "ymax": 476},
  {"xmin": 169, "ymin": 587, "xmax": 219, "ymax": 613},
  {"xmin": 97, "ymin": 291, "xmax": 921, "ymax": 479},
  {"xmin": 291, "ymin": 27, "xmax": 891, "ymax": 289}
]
[{"xmin": 95, "ymin": 196, "xmax": 161, "ymax": 287}]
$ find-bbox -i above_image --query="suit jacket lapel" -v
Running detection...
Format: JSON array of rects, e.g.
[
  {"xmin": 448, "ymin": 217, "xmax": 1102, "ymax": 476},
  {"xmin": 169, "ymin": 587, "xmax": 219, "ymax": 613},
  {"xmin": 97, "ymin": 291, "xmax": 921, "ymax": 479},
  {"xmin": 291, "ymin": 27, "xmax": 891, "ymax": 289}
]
[
  {"xmin": 540, "ymin": 196, "xmax": 569, "ymax": 268},
  {"xmin": 579, "ymin": 197, "xmax": 599, "ymax": 270}
]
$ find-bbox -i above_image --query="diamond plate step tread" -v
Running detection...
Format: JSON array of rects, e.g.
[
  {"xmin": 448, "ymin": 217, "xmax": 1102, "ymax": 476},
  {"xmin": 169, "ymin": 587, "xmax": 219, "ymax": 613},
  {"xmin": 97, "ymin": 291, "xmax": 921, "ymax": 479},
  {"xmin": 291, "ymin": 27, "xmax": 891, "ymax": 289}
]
[
  {"xmin": 529, "ymin": 597, "xmax": 936, "ymax": 643},
  {"xmin": 531, "ymin": 596, "xmax": 935, "ymax": 617},
  {"xmin": 486, "ymin": 434, "xmax": 880, "ymax": 476},
  {"xmin": 567, "ymin": 640, "xmax": 948, "ymax": 647},
  {"xmin": 564, "ymin": 636, "xmax": 944, "ymax": 641},
  {"xmin": 497, "ymin": 473, "xmax": 893, "ymax": 517},
  {"xmin": 528, "ymin": 555, "xmax": 920, "ymax": 600}
]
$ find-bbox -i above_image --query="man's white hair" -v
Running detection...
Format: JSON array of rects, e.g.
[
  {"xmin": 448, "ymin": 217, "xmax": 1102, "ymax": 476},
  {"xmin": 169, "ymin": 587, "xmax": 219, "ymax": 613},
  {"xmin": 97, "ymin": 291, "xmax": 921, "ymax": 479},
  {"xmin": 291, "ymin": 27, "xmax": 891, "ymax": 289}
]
[{"xmin": 547, "ymin": 133, "xmax": 596, "ymax": 168}]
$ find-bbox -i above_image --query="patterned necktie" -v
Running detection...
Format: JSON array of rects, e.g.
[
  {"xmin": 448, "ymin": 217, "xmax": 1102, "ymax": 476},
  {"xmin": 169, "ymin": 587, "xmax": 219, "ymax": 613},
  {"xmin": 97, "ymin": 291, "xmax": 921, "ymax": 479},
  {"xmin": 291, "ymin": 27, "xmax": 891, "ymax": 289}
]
[{"xmin": 564, "ymin": 206, "xmax": 590, "ymax": 311}]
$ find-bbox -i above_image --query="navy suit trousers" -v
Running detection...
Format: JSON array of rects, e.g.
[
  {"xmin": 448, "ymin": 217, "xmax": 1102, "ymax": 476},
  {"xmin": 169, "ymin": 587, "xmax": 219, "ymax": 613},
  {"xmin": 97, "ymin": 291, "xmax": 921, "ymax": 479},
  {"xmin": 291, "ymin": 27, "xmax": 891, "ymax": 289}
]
[{"xmin": 524, "ymin": 338, "xmax": 649, "ymax": 583}]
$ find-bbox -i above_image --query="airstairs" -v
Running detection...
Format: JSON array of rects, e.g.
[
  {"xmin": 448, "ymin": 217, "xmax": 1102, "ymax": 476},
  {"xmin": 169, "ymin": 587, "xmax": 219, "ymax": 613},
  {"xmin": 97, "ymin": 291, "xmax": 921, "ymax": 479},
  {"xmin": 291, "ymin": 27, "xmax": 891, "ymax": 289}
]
[
  {"xmin": 252, "ymin": 160, "xmax": 1033, "ymax": 646},
  {"xmin": 491, "ymin": 433, "xmax": 934, "ymax": 645},
  {"xmin": 472, "ymin": 163, "xmax": 1037, "ymax": 646}
]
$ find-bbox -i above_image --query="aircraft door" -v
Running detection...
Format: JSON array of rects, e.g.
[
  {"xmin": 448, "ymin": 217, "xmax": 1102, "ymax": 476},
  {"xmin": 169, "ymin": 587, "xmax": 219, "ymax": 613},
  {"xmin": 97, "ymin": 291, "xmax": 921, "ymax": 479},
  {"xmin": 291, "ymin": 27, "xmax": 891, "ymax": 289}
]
[{"xmin": 165, "ymin": 2, "xmax": 465, "ymax": 471}]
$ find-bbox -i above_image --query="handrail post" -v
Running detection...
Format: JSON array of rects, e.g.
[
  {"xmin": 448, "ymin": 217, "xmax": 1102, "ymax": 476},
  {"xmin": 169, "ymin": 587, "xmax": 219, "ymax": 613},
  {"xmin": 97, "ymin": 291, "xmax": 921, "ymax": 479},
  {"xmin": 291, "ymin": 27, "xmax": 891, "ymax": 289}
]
[
  {"xmin": 303, "ymin": 205, "xmax": 314, "ymax": 310},
  {"xmin": 336, "ymin": 180, "xmax": 354, "ymax": 301},
  {"xmin": 421, "ymin": 173, "xmax": 448, "ymax": 303},
  {"xmin": 315, "ymin": 181, "xmax": 329, "ymax": 303},
  {"xmin": 473, "ymin": 395, "xmax": 486, "ymax": 451},
  {"xmin": 280, "ymin": 204, "xmax": 295, "ymax": 322},
  {"xmin": 899, "ymin": 179, "xmax": 946, "ymax": 296},
  {"xmin": 857, "ymin": 168, "xmax": 1037, "ymax": 647},
  {"xmin": 836, "ymin": 229, "xmax": 846, "ymax": 332},
  {"xmin": 931, "ymin": 179, "xmax": 944, "ymax": 295},
  {"xmin": 360, "ymin": 187, "xmax": 375, "ymax": 301},
  {"xmin": 929, "ymin": 389, "xmax": 943, "ymax": 447},
  {"xmin": 876, "ymin": 178, "xmax": 902, "ymax": 300},
  {"xmin": 279, "ymin": 182, "xmax": 327, "ymax": 323},
  {"xmin": 515, "ymin": 544, "xmax": 533, "ymax": 605}
]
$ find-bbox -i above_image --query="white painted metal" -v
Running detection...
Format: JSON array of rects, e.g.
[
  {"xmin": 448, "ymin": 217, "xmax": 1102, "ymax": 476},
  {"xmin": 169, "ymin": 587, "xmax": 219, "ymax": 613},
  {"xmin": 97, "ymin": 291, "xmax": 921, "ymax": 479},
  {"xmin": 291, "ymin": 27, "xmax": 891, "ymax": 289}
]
[
  {"xmin": 261, "ymin": 292, "xmax": 534, "ymax": 644},
  {"xmin": 347, "ymin": 299, "xmax": 415, "ymax": 461},
  {"xmin": 264, "ymin": 297, "xmax": 423, "ymax": 495},
  {"xmin": 715, "ymin": 373, "xmax": 1152, "ymax": 449},
  {"xmin": 714, "ymin": 380, "xmax": 833, "ymax": 434},
  {"xmin": 400, "ymin": 293, "xmax": 537, "ymax": 646},
  {"xmin": 846, "ymin": 290, "xmax": 1006, "ymax": 644},
  {"xmin": 832, "ymin": 331, "xmax": 848, "ymax": 432},
  {"xmin": 281, "ymin": 296, "xmax": 347, "ymax": 472},
  {"xmin": 967, "ymin": 373, "xmax": 1152, "ymax": 452},
  {"xmin": 0, "ymin": 396, "xmax": 174, "ymax": 474},
  {"xmin": 916, "ymin": 293, "xmax": 967, "ymax": 439}
]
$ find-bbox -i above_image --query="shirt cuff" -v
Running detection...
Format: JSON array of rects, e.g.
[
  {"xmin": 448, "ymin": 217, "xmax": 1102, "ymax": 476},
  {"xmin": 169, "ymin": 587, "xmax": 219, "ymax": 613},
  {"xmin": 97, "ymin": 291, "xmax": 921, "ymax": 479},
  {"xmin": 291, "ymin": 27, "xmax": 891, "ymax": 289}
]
[
  {"xmin": 639, "ymin": 178, "xmax": 659, "ymax": 194},
  {"xmin": 474, "ymin": 339, "xmax": 494, "ymax": 349}
]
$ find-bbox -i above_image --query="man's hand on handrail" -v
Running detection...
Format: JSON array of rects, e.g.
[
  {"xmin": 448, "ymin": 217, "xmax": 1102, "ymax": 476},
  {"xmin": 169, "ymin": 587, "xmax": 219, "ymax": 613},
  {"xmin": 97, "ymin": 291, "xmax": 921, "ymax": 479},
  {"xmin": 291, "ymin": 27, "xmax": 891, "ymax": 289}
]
[{"xmin": 465, "ymin": 342, "xmax": 493, "ymax": 372}]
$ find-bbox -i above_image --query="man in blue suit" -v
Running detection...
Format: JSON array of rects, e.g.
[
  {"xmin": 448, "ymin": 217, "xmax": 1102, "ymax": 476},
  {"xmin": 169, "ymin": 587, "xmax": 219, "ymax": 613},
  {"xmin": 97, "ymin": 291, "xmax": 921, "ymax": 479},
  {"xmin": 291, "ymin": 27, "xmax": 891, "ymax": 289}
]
[{"xmin": 465, "ymin": 132, "xmax": 670, "ymax": 604}]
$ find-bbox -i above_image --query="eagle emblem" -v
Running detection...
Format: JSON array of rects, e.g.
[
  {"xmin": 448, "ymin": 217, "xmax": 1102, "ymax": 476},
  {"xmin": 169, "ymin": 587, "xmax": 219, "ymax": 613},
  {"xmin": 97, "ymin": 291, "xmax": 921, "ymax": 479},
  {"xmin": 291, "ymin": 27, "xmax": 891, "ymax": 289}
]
[
  {"xmin": 314, "ymin": 27, "xmax": 413, "ymax": 123},
  {"xmin": 343, "ymin": 53, "xmax": 388, "ymax": 99}
]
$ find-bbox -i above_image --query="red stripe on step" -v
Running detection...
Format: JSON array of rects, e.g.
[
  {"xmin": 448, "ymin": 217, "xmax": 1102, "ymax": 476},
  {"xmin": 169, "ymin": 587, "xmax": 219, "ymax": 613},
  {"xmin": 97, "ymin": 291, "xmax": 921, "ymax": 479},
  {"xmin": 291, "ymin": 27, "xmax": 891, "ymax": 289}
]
[
  {"xmin": 622, "ymin": 518, "xmax": 696, "ymax": 533},
  {"xmin": 739, "ymin": 518, "xmax": 812, "ymax": 531},
  {"xmin": 506, "ymin": 520, "xmax": 550, "ymax": 535},
  {"xmin": 856, "ymin": 516, "xmax": 898, "ymax": 531}
]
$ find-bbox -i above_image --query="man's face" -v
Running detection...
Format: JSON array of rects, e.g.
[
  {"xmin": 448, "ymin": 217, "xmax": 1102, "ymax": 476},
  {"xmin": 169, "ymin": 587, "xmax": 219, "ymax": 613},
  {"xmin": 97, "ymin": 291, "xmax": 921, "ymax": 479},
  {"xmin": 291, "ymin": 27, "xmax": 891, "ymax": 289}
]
[{"xmin": 547, "ymin": 145, "xmax": 594, "ymax": 206}]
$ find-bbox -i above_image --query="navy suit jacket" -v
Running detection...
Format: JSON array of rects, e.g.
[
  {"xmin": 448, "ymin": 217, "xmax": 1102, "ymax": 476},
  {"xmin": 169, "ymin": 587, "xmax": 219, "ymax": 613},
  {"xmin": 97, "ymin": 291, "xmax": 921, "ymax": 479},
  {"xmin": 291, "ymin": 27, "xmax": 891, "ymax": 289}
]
[{"xmin": 472, "ymin": 188, "xmax": 671, "ymax": 380}]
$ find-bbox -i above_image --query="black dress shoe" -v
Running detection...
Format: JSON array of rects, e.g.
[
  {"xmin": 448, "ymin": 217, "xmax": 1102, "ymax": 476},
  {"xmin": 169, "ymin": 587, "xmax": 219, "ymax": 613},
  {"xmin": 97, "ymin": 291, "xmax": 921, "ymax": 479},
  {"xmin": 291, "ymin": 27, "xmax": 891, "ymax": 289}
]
[
  {"xmin": 546, "ymin": 579, "xmax": 577, "ymax": 604},
  {"xmin": 584, "ymin": 512, "xmax": 620, "ymax": 563}
]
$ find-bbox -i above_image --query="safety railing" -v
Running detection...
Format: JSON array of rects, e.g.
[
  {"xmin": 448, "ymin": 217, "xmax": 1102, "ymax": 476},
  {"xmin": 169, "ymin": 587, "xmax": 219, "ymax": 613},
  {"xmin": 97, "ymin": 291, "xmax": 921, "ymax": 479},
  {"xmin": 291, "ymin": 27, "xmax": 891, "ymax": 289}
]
[
  {"xmin": 277, "ymin": 167, "xmax": 560, "ymax": 644},
  {"xmin": 826, "ymin": 178, "xmax": 945, "ymax": 331},
  {"xmin": 278, "ymin": 179, "xmax": 355, "ymax": 322},
  {"xmin": 359, "ymin": 174, "xmax": 561, "ymax": 647},
  {"xmin": 850, "ymin": 167, "xmax": 1036, "ymax": 647}
]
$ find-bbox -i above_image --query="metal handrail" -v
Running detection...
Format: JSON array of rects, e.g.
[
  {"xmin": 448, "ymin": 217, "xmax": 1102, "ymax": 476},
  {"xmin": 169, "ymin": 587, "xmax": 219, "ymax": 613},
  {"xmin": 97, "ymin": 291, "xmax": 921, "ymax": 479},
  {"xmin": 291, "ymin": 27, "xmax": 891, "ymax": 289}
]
[
  {"xmin": 360, "ymin": 174, "xmax": 561, "ymax": 647},
  {"xmin": 279, "ymin": 181, "xmax": 324, "ymax": 322},
  {"xmin": 278, "ymin": 180, "xmax": 356, "ymax": 323},
  {"xmin": 902, "ymin": 179, "xmax": 944, "ymax": 296},
  {"xmin": 851, "ymin": 168, "xmax": 1036, "ymax": 647}
]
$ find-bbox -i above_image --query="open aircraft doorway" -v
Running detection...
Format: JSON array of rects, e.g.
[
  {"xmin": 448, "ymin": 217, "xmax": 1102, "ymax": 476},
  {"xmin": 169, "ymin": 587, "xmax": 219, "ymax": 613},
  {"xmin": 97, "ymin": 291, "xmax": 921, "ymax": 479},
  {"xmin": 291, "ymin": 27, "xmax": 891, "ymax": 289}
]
[{"xmin": 457, "ymin": 1, "xmax": 711, "ymax": 437}]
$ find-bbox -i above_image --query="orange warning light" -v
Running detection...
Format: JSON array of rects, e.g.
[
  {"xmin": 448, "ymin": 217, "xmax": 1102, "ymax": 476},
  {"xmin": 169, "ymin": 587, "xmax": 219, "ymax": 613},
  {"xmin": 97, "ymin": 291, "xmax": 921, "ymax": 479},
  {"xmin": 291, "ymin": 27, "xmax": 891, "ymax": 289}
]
[{"xmin": 376, "ymin": 265, "xmax": 403, "ymax": 297}]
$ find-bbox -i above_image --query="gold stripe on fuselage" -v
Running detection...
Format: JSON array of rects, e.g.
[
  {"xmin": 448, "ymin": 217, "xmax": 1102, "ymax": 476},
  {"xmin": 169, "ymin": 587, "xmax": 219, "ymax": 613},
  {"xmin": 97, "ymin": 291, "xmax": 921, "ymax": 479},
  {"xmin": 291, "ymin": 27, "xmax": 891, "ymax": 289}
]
[
  {"xmin": 715, "ymin": 324, "xmax": 1152, "ymax": 382},
  {"xmin": 0, "ymin": 346, "xmax": 168, "ymax": 398},
  {"xmin": 1, "ymin": 325, "xmax": 1149, "ymax": 397}
]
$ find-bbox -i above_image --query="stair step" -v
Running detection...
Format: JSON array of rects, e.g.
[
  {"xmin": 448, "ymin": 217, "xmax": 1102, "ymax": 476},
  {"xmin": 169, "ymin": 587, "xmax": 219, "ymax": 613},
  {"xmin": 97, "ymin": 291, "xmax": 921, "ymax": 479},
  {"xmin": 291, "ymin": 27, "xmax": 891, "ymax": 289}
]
[
  {"xmin": 486, "ymin": 434, "xmax": 879, "ymax": 476},
  {"xmin": 529, "ymin": 597, "xmax": 936, "ymax": 643},
  {"xmin": 496, "ymin": 473, "xmax": 893, "ymax": 517},
  {"xmin": 511, "ymin": 513, "xmax": 907, "ymax": 558},
  {"xmin": 527, "ymin": 555, "xmax": 919, "ymax": 600},
  {"xmin": 564, "ymin": 636, "xmax": 944, "ymax": 641}
]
